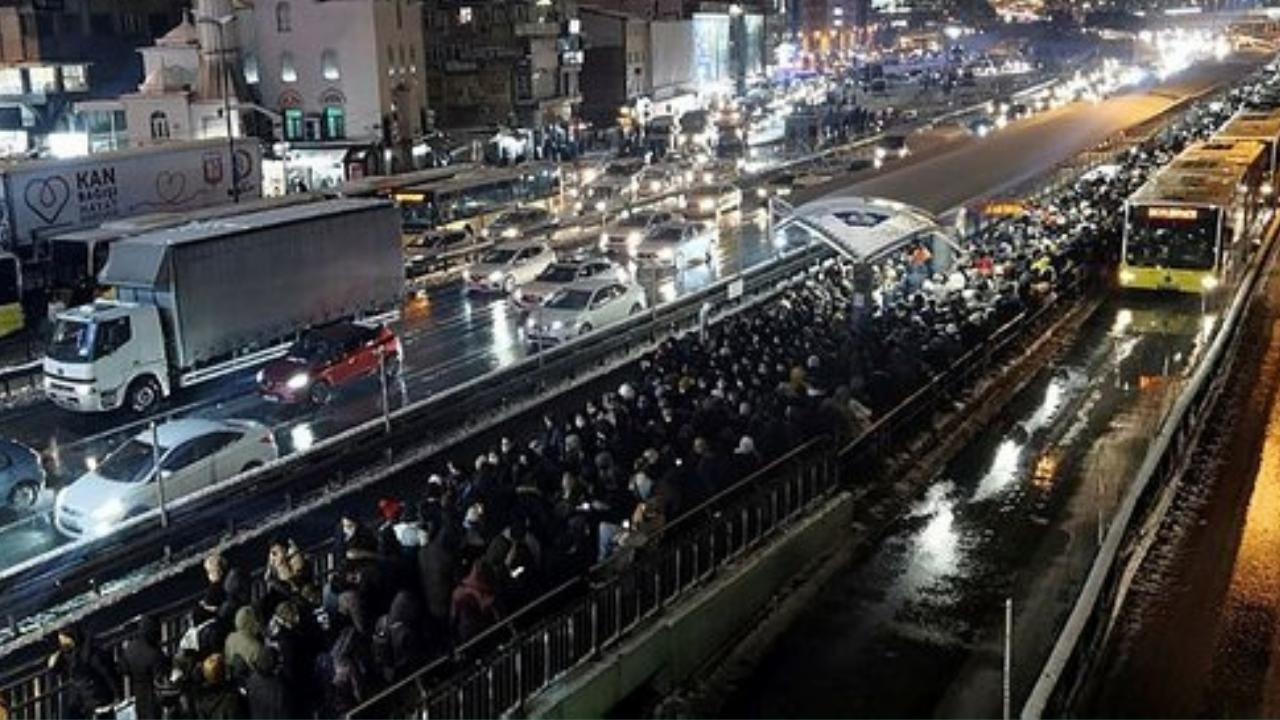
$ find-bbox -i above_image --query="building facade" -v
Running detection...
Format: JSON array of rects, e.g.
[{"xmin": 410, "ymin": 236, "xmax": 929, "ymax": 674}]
[
  {"xmin": 578, "ymin": 7, "xmax": 650, "ymax": 125},
  {"xmin": 0, "ymin": 0, "xmax": 181, "ymax": 156},
  {"xmin": 423, "ymin": 0, "xmax": 583, "ymax": 132}
]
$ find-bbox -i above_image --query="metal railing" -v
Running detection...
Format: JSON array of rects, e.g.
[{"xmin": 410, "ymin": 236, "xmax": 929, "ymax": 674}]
[
  {"xmin": 0, "ymin": 242, "xmax": 830, "ymax": 658},
  {"xmin": 353, "ymin": 438, "xmax": 839, "ymax": 719}
]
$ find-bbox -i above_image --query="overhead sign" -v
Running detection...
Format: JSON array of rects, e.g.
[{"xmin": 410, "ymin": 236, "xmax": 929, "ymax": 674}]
[{"xmin": 982, "ymin": 200, "xmax": 1025, "ymax": 217}]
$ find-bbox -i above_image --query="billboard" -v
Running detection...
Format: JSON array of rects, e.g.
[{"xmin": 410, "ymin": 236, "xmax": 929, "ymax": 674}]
[{"xmin": 0, "ymin": 138, "xmax": 262, "ymax": 250}]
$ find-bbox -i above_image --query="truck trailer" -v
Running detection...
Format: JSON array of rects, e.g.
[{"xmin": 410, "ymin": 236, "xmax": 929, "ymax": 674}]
[
  {"xmin": 43, "ymin": 198, "xmax": 403, "ymax": 414},
  {"xmin": 0, "ymin": 138, "xmax": 262, "ymax": 256}
]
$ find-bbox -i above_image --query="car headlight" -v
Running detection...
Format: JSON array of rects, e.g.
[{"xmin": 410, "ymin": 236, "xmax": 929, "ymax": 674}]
[
  {"xmin": 1200, "ymin": 275, "xmax": 1219, "ymax": 290},
  {"xmin": 657, "ymin": 247, "xmax": 674, "ymax": 260},
  {"xmin": 488, "ymin": 270, "xmax": 504, "ymax": 282},
  {"xmin": 594, "ymin": 200, "xmax": 607, "ymax": 213},
  {"xmin": 875, "ymin": 147, "xmax": 887, "ymax": 159},
  {"xmin": 551, "ymin": 320, "xmax": 564, "ymax": 330},
  {"xmin": 526, "ymin": 317, "xmax": 537, "ymax": 329},
  {"xmin": 286, "ymin": 372, "xmax": 311, "ymax": 390},
  {"xmin": 756, "ymin": 187, "xmax": 768, "ymax": 199},
  {"xmin": 699, "ymin": 198, "xmax": 716, "ymax": 211},
  {"xmin": 502, "ymin": 227, "xmax": 518, "ymax": 238},
  {"xmin": 778, "ymin": 186, "xmax": 791, "ymax": 196},
  {"xmin": 627, "ymin": 231, "xmax": 643, "ymax": 245},
  {"xmin": 462, "ymin": 268, "xmax": 472, "ymax": 281},
  {"xmin": 92, "ymin": 497, "xmax": 127, "ymax": 523}
]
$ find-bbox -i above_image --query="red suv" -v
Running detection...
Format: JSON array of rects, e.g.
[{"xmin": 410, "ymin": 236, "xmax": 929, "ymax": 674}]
[{"xmin": 258, "ymin": 323, "xmax": 402, "ymax": 405}]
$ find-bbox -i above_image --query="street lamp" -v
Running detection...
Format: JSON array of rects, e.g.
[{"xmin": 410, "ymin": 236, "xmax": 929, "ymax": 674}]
[{"xmin": 196, "ymin": 13, "xmax": 240, "ymax": 203}]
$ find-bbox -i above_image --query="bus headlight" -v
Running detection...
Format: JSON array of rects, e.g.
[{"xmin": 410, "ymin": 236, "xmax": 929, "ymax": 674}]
[
  {"xmin": 1119, "ymin": 269, "xmax": 1136, "ymax": 284},
  {"xmin": 1200, "ymin": 275, "xmax": 1219, "ymax": 291}
]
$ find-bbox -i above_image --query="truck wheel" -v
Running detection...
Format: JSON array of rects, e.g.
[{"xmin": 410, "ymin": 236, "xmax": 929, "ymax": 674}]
[
  {"xmin": 8, "ymin": 480, "xmax": 39, "ymax": 511},
  {"xmin": 309, "ymin": 380, "xmax": 333, "ymax": 406},
  {"xmin": 578, "ymin": 322, "xmax": 593, "ymax": 336},
  {"xmin": 126, "ymin": 376, "xmax": 161, "ymax": 415},
  {"xmin": 629, "ymin": 304, "xmax": 643, "ymax": 316}
]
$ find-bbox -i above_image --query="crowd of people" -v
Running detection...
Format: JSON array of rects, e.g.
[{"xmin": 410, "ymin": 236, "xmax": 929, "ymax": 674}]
[{"xmin": 35, "ymin": 69, "xmax": 1263, "ymax": 720}]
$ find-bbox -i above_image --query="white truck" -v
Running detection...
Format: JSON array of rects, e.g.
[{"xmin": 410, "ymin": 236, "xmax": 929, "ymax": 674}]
[{"xmin": 42, "ymin": 198, "xmax": 404, "ymax": 414}]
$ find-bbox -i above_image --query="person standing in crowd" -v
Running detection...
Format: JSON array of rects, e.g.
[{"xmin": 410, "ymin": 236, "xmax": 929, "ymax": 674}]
[{"xmin": 117, "ymin": 614, "xmax": 167, "ymax": 720}]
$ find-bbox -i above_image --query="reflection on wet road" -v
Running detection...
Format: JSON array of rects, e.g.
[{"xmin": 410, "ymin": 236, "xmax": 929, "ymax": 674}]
[{"xmin": 719, "ymin": 293, "xmax": 1218, "ymax": 718}]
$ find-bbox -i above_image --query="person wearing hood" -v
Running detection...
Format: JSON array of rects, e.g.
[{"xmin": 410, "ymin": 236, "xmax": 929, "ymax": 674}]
[
  {"xmin": 451, "ymin": 560, "xmax": 501, "ymax": 643},
  {"xmin": 223, "ymin": 605, "xmax": 264, "ymax": 681},
  {"xmin": 372, "ymin": 590, "xmax": 427, "ymax": 684},
  {"xmin": 118, "ymin": 614, "xmax": 167, "ymax": 720},
  {"xmin": 245, "ymin": 646, "xmax": 291, "ymax": 719},
  {"xmin": 732, "ymin": 436, "xmax": 763, "ymax": 479}
]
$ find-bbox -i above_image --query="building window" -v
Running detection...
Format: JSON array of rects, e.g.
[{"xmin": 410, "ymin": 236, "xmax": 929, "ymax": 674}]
[
  {"xmin": 243, "ymin": 53, "xmax": 260, "ymax": 85},
  {"xmin": 323, "ymin": 107, "xmax": 345, "ymax": 139},
  {"xmin": 280, "ymin": 52, "xmax": 297, "ymax": 83},
  {"xmin": 321, "ymin": 49, "xmax": 340, "ymax": 81},
  {"xmin": 61, "ymin": 64, "xmax": 88, "ymax": 92},
  {"xmin": 150, "ymin": 111, "xmax": 170, "ymax": 140},
  {"xmin": 283, "ymin": 108, "xmax": 303, "ymax": 140},
  {"xmin": 276, "ymin": 2, "xmax": 292, "ymax": 33},
  {"xmin": 459, "ymin": 6, "xmax": 473, "ymax": 24}
]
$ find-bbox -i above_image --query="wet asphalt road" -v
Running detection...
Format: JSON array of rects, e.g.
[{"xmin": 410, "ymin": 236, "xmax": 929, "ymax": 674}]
[
  {"xmin": 0, "ymin": 58, "xmax": 1254, "ymax": 580},
  {"xmin": 717, "ymin": 291, "xmax": 1222, "ymax": 718},
  {"xmin": 1079, "ymin": 202, "xmax": 1280, "ymax": 715}
]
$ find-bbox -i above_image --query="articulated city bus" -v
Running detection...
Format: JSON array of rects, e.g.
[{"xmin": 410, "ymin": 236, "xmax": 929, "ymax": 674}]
[
  {"xmin": 394, "ymin": 163, "xmax": 561, "ymax": 235},
  {"xmin": 1214, "ymin": 107, "xmax": 1280, "ymax": 186},
  {"xmin": 0, "ymin": 253, "xmax": 22, "ymax": 338},
  {"xmin": 1120, "ymin": 139, "xmax": 1269, "ymax": 294}
]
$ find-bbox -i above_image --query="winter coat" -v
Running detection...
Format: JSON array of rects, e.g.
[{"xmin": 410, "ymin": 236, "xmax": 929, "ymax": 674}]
[
  {"xmin": 117, "ymin": 617, "xmax": 167, "ymax": 720},
  {"xmin": 417, "ymin": 536, "xmax": 455, "ymax": 626},
  {"xmin": 223, "ymin": 606, "xmax": 264, "ymax": 680},
  {"xmin": 450, "ymin": 564, "xmax": 500, "ymax": 642},
  {"xmin": 244, "ymin": 651, "xmax": 291, "ymax": 720}
]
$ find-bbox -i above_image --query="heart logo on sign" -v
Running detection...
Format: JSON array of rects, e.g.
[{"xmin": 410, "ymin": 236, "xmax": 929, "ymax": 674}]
[
  {"xmin": 23, "ymin": 176, "xmax": 70, "ymax": 225},
  {"xmin": 155, "ymin": 171, "xmax": 187, "ymax": 204}
]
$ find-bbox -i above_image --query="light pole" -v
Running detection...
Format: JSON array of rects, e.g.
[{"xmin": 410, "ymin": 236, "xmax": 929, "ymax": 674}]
[{"xmin": 197, "ymin": 13, "xmax": 240, "ymax": 203}]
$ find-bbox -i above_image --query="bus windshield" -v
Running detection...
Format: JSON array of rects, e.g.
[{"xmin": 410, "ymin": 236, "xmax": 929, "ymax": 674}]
[{"xmin": 1125, "ymin": 206, "xmax": 1219, "ymax": 270}]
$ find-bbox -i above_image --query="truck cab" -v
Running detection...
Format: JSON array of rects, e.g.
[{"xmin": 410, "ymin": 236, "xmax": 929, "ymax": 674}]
[{"xmin": 44, "ymin": 301, "xmax": 167, "ymax": 413}]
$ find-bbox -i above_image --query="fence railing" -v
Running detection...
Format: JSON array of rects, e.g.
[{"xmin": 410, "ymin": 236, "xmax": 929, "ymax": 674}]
[
  {"xmin": 1020, "ymin": 218, "xmax": 1280, "ymax": 718},
  {"xmin": 352, "ymin": 438, "xmax": 839, "ymax": 719}
]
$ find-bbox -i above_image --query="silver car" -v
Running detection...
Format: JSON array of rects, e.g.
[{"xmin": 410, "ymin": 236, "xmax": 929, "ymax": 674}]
[
  {"xmin": 54, "ymin": 418, "xmax": 278, "ymax": 538},
  {"xmin": 525, "ymin": 278, "xmax": 647, "ymax": 345}
]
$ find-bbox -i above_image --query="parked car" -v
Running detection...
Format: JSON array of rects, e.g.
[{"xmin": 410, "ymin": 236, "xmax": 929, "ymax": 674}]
[
  {"xmin": 524, "ymin": 278, "xmax": 647, "ymax": 345},
  {"xmin": 513, "ymin": 258, "xmax": 622, "ymax": 310},
  {"xmin": 600, "ymin": 209, "xmax": 683, "ymax": 255},
  {"xmin": 0, "ymin": 438, "xmax": 45, "ymax": 511},
  {"xmin": 485, "ymin": 206, "xmax": 558, "ymax": 240},
  {"xmin": 54, "ymin": 418, "xmax": 278, "ymax": 538},
  {"xmin": 967, "ymin": 116, "xmax": 995, "ymax": 137},
  {"xmin": 685, "ymin": 184, "xmax": 743, "ymax": 218},
  {"xmin": 632, "ymin": 221, "xmax": 715, "ymax": 269},
  {"xmin": 463, "ymin": 241, "xmax": 556, "ymax": 294},
  {"xmin": 257, "ymin": 322, "xmax": 402, "ymax": 405},
  {"xmin": 875, "ymin": 134, "xmax": 910, "ymax": 160}
]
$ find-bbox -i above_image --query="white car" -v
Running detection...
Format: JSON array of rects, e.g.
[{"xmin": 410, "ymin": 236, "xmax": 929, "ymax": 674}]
[
  {"xmin": 601, "ymin": 209, "xmax": 683, "ymax": 255},
  {"xmin": 633, "ymin": 221, "xmax": 715, "ymax": 269},
  {"xmin": 685, "ymin": 184, "xmax": 743, "ymax": 218},
  {"xmin": 525, "ymin": 278, "xmax": 648, "ymax": 345},
  {"xmin": 54, "ymin": 418, "xmax": 278, "ymax": 538},
  {"xmin": 513, "ymin": 258, "xmax": 622, "ymax": 311},
  {"xmin": 640, "ymin": 166, "xmax": 679, "ymax": 196},
  {"xmin": 485, "ymin": 206, "xmax": 558, "ymax": 240},
  {"xmin": 463, "ymin": 241, "xmax": 556, "ymax": 294}
]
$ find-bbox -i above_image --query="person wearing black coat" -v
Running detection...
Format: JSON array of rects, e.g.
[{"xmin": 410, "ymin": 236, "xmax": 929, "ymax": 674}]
[
  {"xmin": 117, "ymin": 615, "xmax": 167, "ymax": 720},
  {"xmin": 245, "ymin": 647, "xmax": 291, "ymax": 719},
  {"xmin": 47, "ymin": 627, "xmax": 117, "ymax": 720},
  {"xmin": 416, "ymin": 518, "xmax": 455, "ymax": 654}
]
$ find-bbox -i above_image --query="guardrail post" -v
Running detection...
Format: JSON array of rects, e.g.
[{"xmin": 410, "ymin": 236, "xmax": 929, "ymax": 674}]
[{"xmin": 590, "ymin": 598, "xmax": 599, "ymax": 657}]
